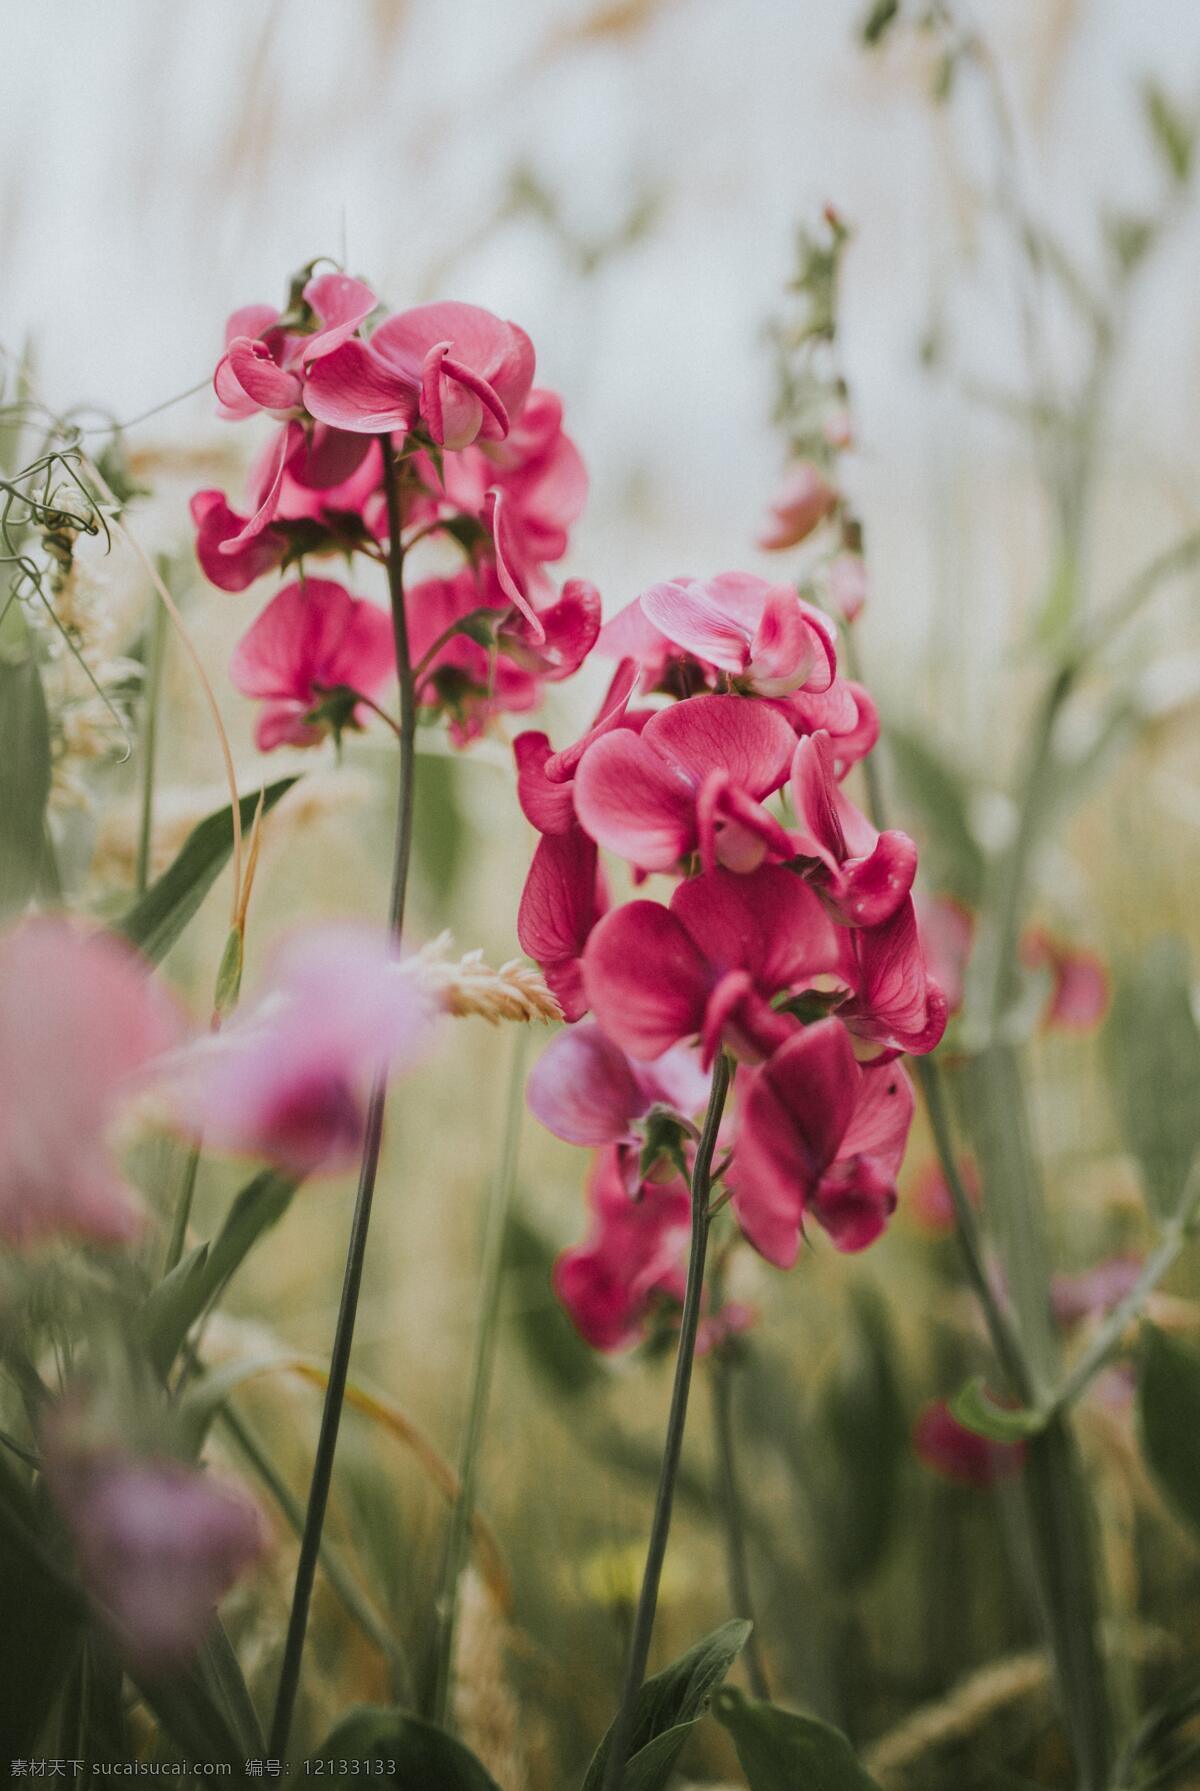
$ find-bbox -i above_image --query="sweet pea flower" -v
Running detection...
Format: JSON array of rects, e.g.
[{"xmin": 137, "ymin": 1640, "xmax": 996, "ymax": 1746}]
[
  {"xmin": 790, "ymin": 730, "xmax": 917, "ymax": 924},
  {"xmin": 730, "ymin": 1018, "xmax": 914, "ymax": 1266},
  {"xmin": 306, "ymin": 300, "xmax": 534, "ymax": 447},
  {"xmin": 527, "ymin": 1021, "xmax": 708, "ymax": 1185},
  {"xmin": 1022, "ymin": 929, "xmax": 1110, "ymax": 1031},
  {"xmin": 784, "ymin": 677, "xmax": 880, "ymax": 773},
  {"xmin": 838, "ymin": 898, "xmax": 948, "ymax": 1057},
  {"xmin": 43, "ymin": 1417, "xmax": 266, "ymax": 1670},
  {"xmin": 826, "ymin": 550, "xmax": 868, "ymax": 622},
  {"xmin": 913, "ymin": 1399, "xmax": 1026, "ymax": 1490},
  {"xmin": 756, "ymin": 462, "xmax": 838, "ymax": 550},
  {"xmin": 168, "ymin": 927, "xmax": 436, "ymax": 1173},
  {"xmin": 514, "ymin": 660, "xmax": 641, "ymax": 836},
  {"xmin": 1050, "ymin": 1255, "xmax": 1143, "ymax": 1329},
  {"xmin": 230, "ymin": 577, "xmax": 395, "ymax": 751},
  {"xmin": 637, "ymin": 572, "xmax": 837, "ymax": 699},
  {"xmin": 909, "ymin": 1156, "xmax": 980, "ymax": 1235},
  {"xmin": 554, "ymin": 1146, "xmax": 691, "ymax": 1351},
  {"xmin": 517, "ymin": 828, "xmax": 608, "ymax": 1022},
  {"xmin": 916, "ymin": 896, "xmax": 975, "ymax": 1017},
  {"xmin": 572, "ymin": 692, "xmax": 797, "ymax": 874},
  {"xmin": 0, "ymin": 921, "xmax": 180, "ymax": 1248},
  {"xmin": 213, "ymin": 272, "xmax": 378, "ymax": 420},
  {"xmin": 583, "ymin": 864, "xmax": 840, "ymax": 1065}
]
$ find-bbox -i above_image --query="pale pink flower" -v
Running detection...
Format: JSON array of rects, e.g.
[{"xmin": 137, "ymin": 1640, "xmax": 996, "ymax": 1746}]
[
  {"xmin": 230, "ymin": 577, "xmax": 395, "ymax": 751},
  {"xmin": 826, "ymin": 551, "xmax": 868, "ymax": 622},
  {"xmin": 756, "ymin": 462, "xmax": 837, "ymax": 551},
  {"xmin": 0, "ymin": 922, "xmax": 179, "ymax": 1248},
  {"xmin": 636, "ymin": 572, "xmax": 837, "ymax": 699},
  {"xmin": 213, "ymin": 273, "xmax": 377, "ymax": 419},
  {"xmin": 43, "ymin": 1415, "xmax": 266, "ymax": 1670},
  {"xmin": 168, "ymin": 927, "xmax": 436, "ymax": 1173}
]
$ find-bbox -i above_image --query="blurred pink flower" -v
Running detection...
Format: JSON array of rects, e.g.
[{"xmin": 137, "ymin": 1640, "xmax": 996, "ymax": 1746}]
[
  {"xmin": 405, "ymin": 567, "xmax": 539, "ymax": 746},
  {"xmin": 0, "ymin": 922, "xmax": 179, "ymax": 1248},
  {"xmin": 1022, "ymin": 929, "xmax": 1110, "ymax": 1031},
  {"xmin": 730, "ymin": 1019, "xmax": 913, "ymax": 1266},
  {"xmin": 1051, "ymin": 1255, "xmax": 1143, "ymax": 1329},
  {"xmin": 909, "ymin": 1157, "xmax": 980, "ymax": 1235},
  {"xmin": 44, "ymin": 1418, "xmax": 265, "ymax": 1670},
  {"xmin": 554, "ymin": 1147, "xmax": 691, "ymax": 1352},
  {"xmin": 916, "ymin": 896, "xmax": 975, "ymax": 1017},
  {"xmin": 572, "ymin": 692, "xmax": 796, "ymax": 874},
  {"xmin": 756, "ymin": 462, "xmax": 838, "ymax": 551},
  {"xmin": 517, "ymin": 828, "xmax": 609, "ymax": 1023},
  {"xmin": 826, "ymin": 550, "xmax": 868, "ymax": 622},
  {"xmin": 168, "ymin": 927, "xmax": 436, "ymax": 1173},
  {"xmin": 913, "ymin": 1399, "xmax": 1026, "ymax": 1490},
  {"xmin": 583, "ymin": 864, "xmax": 839, "ymax": 1065},
  {"xmin": 306, "ymin": 301, "xmax": 534, "ymax": 447},
  {"xmin": 790, "ymin": 730, "xmax": 917, "ymax": 925},
  {"xmin": 230, "ymin": 577, "xmax": 395, "ymax": 751}
]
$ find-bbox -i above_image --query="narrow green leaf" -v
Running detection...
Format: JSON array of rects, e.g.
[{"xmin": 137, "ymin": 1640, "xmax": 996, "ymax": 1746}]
[
  {"xmin": 504, "ymin": 1208, "xmax": 606, "ymax": 1400},
  {"xmin": 1106, "ymin": 939, "xmax": 1200, "ymax": 1222},
  {"xmin": 817, "ymin": 1286, "xmax": 906, "ymax": 1584},
  {"xmin": 1138, "ymin": 1324, "xmax": 1200, "ymax": 1539},
  {"xmin": 582, "ymin": 1619, "xmax": 750, "ymax": 1790},
  {"xmin": 860, "ymin": 0, "xmax": 900, "ymax": 47},
  {"xmin": 0, "ymin": 1452, "xmax": 83, "ymax": 1756},
  {"xmin": 139, "ymin": 1171, "xmax": 298, "ymax": 1374},
  {"xmin": 117, "ymin": 777, "xmax": 298, "ymax": 964},
  {"xmin": 127, "ymin": 1652, "xmax": 243, "ymax": 1768},
  {"xmin": 713, "ymin": 1687, "xmax": 883, "ymax": 1789},
  {"xmin": 951, "ymin": 1376, "xmax": 1045, "ymax": 1444},
  {"xmin": 0, "ymin": 644, "xmax": 52, "ymax": 916},
  {"xmin": 1142, "ymin": 78, "xmax": 1195, "ymax": 183},
  {"xmin": 311, "ymin": 1707, "xmax": 501, "ymax": 1787}
]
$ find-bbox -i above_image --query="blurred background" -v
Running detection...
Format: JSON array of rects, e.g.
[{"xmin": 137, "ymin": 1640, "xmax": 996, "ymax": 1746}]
[{"xmin": 4, "ymin": 1, "xmax": 1200, "ymax": 1784}]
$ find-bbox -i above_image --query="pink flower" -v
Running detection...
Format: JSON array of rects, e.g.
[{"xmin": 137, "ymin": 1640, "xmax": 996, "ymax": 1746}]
[
  {"xmin": 790, "ymin": 730, "xmax": 917, "ymax": 924},
  {"xmin": 517, "ymin": 828, "xmax": 608, "ymax": 1022},
  {"xmin": 572, "ymin": 693, "xmax": 797, "ymax": 874},
  {"xmin": 214, "ymin": 273, "xmax": 377, "ymax": 419},
  {"xmin": 913, "ymin": 1399, "xmax": 1026, "ymax": 1490},
  {"xmin": 406, "ymin": 568, "xmax": 538, "ymax": 746},
  {"xmin": 514, "ymin": 661, "xmax": 640, "ymax": 836},
  {"xmin": 622, "ymin": 572, "xmax": 837, "ymax": 700},
  {"xmin": 583, "ymin": 864, "xmax": 839, "ymax": 1065},
  {"xmin": 554, "ymin": 1147, "xmax": 691, "ymax": 1351},
  {"xmin": 43, "ymin": 1417, "xmax": 265, "ymax": 1670},
  {"xmin": 756, "ymin": 462, "xmax": 837, "ymax": 550},
  {"xmin": 306, "ymin": 301, "xmax": 534, "ymax": 447},
  {"xmin": 730, "ymin": 1019, "xmax": 913, "ymax": 1266},
  {"xmin": 1051, "ymin": 1255, "xmax": 1143, "ymax": 1329},
  {"xmin": 782, "ymin": 677, "xmax": 880, "ymax": 773},
  {"xmin": 909, "ymin": 1156, "xmax": 979, "ymax": 1235},
  {"xmin": 168, "ymin": 927, "xmax": 436, "ymax": 1173},
  {"xmin": 527, "ymin": 1021, "xmax": 708, "ymax": 1186},
  {"xmin": 838, "ymin": 899, "xmax": 948, "ymax": 1057},
  {"xmin": 916, "ymin": 896, "xmax": 974, "ymax": 1017},
  {"xmin": 1022, "ymin": 929, "xmax": 1110, "ymax": 1031},
  {"xmin": 230, "ymin": 577, "xmax": 395, "ymax": 751},
  {"xmin": 826, "ymin": 551, "xmax": 868, "ymax": 622},
  {"xmin": 0, "ymin": 921, "xmax": 179, "ymax": 1248}
]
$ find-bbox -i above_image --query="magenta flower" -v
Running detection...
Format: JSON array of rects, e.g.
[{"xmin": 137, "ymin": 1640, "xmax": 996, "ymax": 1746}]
[
  {"xmin": 0, "ymin": 921, "xmax": 179, "ymax": 1248},
  {"xmin": 838, "ymin": 898, "xmax": 948, "ymax": 1057},
  {"xmin": 790, "ymin": 730, "xmax": 917, "ymax": 924},
  {"xmin": 406, "ymin": 568, "xmax": 539, "ymax": 745},
  {"xmin": 168, "ymin": 927, "xmax": 436, "ymax": 1173},
  {"xmin": 230, "ymin": 576, "xmax": 395, "ymax": 751},
  {"xmin": 756, "ymin": 462, "xmax": 837, "ymax": 551},
  {"xmin": 572, "ymin": 692, "xmax": 797, "ymax": 874},
  {"xmin": 785, "ymin": 677, "xmax": 880, "ymax": 773},
  {"xmin": 306, "ymin": 300, "xmax": 534, "ymax": 447},
  {"xmin": 517, "ymin": 828, "xmax": 608, "ymax": 1022},
  {"xmin": 514, "ymin": 660, "xmax": 641, "ymax": 836},
  {"xmin": 553, "ymin": 1147, "xmax": 692, "ymax": 1352},
  {"xmin": 913, "ymin": 1399, "xmax": 1026, "ymax": 1490},
  {"xmin": 729, "ymin": 1019, "xmax": 913, "ymax": 1266},
  {"xmin": 43, "ymin": 1419, "xmax": 266, "ymax": 1670},
  {"xmin": 583, "ymin": 864, "xmax": 839, "ymax": 1065},
  {"xmin": 527, "ymin": 1021, "xmax": 708, "ymax": 1189},
  {"xmin": 213, "ymin": 272, "xmax": 377, "ymax": 420}
]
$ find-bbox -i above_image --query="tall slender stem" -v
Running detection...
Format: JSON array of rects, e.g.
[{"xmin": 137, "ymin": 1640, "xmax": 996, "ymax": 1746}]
[
  {"xmin": 709, "ymin": 1346, "xmax": 771, "ymax": 1702},
  {"xmin": 268, "ymin": 436, "xmax": 416, "ymax": 1759},
  {"xmin": 600, "ymin": 1051, "xmax": 731, "ymax": 1791},
  {"xmin": 135, "ymin": 584, "xmax": 168, "ymax": 895},
  {"xmin": 429, "ymin": 1028, "xmax": 528, "ymax": 1728},
  {"xmin": 161, "ymin": 1138, "xmax": 202, "ymax": 1279}
]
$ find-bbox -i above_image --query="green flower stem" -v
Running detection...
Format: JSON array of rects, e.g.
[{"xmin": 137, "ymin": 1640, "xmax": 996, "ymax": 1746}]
[
  {"xmin": 268, "ymin": 436, "xmax": 416, "ymax": 1760},
  {"xmin": 135, "ymin": 583, "xmax": 168, "ymax": 896},
  {"xmin": 710, "ymin": 1344, "xmax": 771, "ymax": 1702},
  {"xmin": 600, "ymin": 1049, "xmax": 732, "ymax": 1791},
  {"xmin": 429, "ymin": 1027, "xmax": 528, "ymax": 1729},
  {"xmin": 161, "ymin": 1138, "xmax": 202, "ymax": 1280}
]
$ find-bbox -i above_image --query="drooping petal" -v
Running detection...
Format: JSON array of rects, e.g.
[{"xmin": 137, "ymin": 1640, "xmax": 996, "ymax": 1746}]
[
  {"xmin": 219, "ymin": 421, "xmax": 304, "ymax": 553},
  {"xmin": 518, "ymin": 829, "xmax": 606, "ymax": 1022},
  {"xmin": 639, "ymin": 579, "xmax": 750, "ymax": 674},
  {"xmin": 220, "ymin": 337, "xmax": 303, "ymax": 412},
  {"xmin": 190, "ymin": 491, "xmax": 286, "ymax": 592},
  {"xmin": 526, "ymin": 1022, "xmax": 646, "ymax": 1146},
  {"xmin": 514, "ymin": 732, "xmax": 577, "ymax": 835}
]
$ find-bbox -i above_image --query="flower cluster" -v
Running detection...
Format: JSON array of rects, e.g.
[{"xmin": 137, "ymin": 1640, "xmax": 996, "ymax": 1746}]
[
  {"xmin": 191, "ymin": 266, "xmax": 590, "ymax": 749},
  {"xmin": 517, "ymin": 565, "xmax": 945, "ymax": 1350}
]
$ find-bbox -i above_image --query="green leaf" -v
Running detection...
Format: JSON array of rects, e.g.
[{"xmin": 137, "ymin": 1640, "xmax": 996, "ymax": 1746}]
[
  {"xmin": 0, "ymin": 641, "xmax": 52, "ymax": 917},
  {"xmin": 127, "ymin": 1651, "xmax": 244, "ymax": 1768},
  {"xmin": 311, "ymin": 1707, "xmax": 501, "ymax": 1787},
  {"xmin": 0, "ymin": 1453, "xmax": 83, "ymax": 1756},
  {"xmin": 117, "ymin": 778, "xmax": 298, "ymax": 964},
  {"xmin": 139, "ymin": 1171, "xmax": 298, "ymax": 1374},
  {"xmin": 817, "ymin": 1286, "xmax": 906, "ymax": 1584},
  {"xmin": 1138, "ymin": 1324, "xmax": 1200, "ymax": 1539},
  {"xmin": 1106, "ymin": 939, "xmax": 1200, "ymax": 1222},
  {"xmin": 582, "ymin": 1619, "xmax": 750, "ymax": 1790},
  {"xmin": 713, "ymin": 1687, "xmax": 883, "ymax": 1789},
  {"xmin": 1142, "ymin": 78, "xmax": 1195, "ymax": 184},
  {"xmin": 885, "ymin": 726, "xmax": 985, "ymax": 905},
  {"xmin": 504, "ymin": 1208, "xmax": 606, "ymax": 1400},
  {"xmin": 951, "ymin": 1376, "xmax": 1045, "ymax": 1444},
  {"xmin": 860, "ymin": 0, "xmax": 900, "ymax": 48}
]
